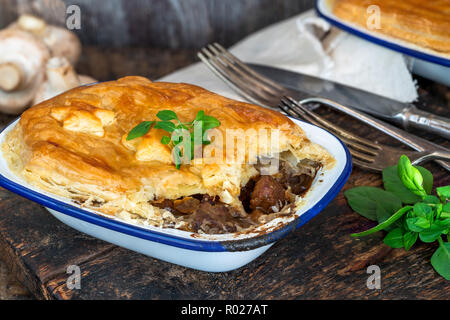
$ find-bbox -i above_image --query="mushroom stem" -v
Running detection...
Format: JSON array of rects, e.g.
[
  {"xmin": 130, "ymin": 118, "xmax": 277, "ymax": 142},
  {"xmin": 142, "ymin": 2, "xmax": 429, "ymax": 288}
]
[{"xmin": 0, "ymin": 62, "xmax": 23, "ymax": 92}]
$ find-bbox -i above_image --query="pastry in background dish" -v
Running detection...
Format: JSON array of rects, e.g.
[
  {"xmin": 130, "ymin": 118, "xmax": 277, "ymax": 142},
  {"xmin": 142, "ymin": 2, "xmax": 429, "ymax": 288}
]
[
  {"xmin": 2, "ymin": 76, "xmax": 334, "ymax": 234},
  {"xmin": 332, "ymin": 0, "xmax": 450, "ymax": 54}
]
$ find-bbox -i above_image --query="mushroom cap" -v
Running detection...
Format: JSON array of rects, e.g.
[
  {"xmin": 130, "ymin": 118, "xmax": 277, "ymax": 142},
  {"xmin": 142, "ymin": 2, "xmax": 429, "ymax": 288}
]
[
  {"xmin": 10, "ymin": 14, "xmax": 82, "ymax": 65},
  {"xmin": 0, "ymin": 29, "xmax": 50, "ymax": 114},
  {"xmin": 43, "ymin": 26, "xmax": 82, "ymax": 65}
]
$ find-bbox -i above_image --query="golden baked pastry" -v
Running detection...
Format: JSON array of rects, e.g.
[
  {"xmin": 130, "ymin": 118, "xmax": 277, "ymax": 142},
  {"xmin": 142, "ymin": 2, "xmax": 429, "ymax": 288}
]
[
  {"xmin": 3, "ymin": 76, "xmax": 334, "ymax": 234},
  {"xmin": 332, "ymin": 0, "xmax": 450, "ymax": 54}
]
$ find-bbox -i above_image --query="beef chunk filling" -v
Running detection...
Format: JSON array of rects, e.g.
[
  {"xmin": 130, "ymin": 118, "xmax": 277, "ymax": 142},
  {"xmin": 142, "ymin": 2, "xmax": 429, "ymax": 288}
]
[
  {"xmin": 189, "ymin": 202, "xmax": 239, "ymax": 234},
  {"xmin": 249, "ymin": 176, "xmax": 286, "ymax": 212},
  {"xmin": 173, "ymin": 197, "xmax": 200, "ymax": 214},
  {"xmin": 152, "ymin": 199, "xmax": 177, "ymax": 213},
  {"xmin": 239, "ymin": 178, "xmax": 256, "ymax": 212},
  {"xmin": 276, "ymin": 159, "xmax": 321, "ymax": 195},
  {"xmin": 152, "ymin": 158, "xmax": 321, "ymax": 234}
]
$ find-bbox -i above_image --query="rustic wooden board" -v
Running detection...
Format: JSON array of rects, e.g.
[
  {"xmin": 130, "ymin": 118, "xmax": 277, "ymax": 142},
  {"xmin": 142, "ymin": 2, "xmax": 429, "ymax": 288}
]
[
  {"xmin": 0, "ymin": 0, "xmax": 314, "ymax": 49},
  {"xmin": 0, "ymin": 48, "xmax": 449, "ymax": 299}
]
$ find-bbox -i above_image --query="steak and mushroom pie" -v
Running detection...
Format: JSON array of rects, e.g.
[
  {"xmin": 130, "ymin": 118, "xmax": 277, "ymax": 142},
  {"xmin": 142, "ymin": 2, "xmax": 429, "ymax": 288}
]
[
  {"xmin": 332, "ymin": 0, "xmax": 450, "ymax": 54},
  {"xmin": 3, "ymin": 76, "xmax": 335, "ymax": 234}
]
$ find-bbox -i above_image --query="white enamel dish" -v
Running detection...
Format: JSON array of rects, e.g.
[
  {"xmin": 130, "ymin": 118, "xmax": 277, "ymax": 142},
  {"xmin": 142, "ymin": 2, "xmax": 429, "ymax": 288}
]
[
  {"xmin": 316, "ymin": 0, "xmax": 450, "ymax": 87},
  {"xmin": 0, "ymin": 117, "xmax": 351, "ymax": 272}
]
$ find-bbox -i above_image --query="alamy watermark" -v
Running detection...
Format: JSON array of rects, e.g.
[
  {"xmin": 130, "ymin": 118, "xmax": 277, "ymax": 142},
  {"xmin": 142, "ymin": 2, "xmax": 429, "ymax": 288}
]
[
  {"xmin": 366, "ymin": 5, "xmax": 381, "ymax": 30},
  {"xmin": 366, "ymin": 265, "xmax": 381, "ymax": 290},
  {"xmin": 156, "ymin": 125, "xmax": 281, "ymax": 175},
  {"xmin": 66, "ymin": 5, "xmax": 81, "ymax": 30},
  {"xmin": 18, "ymin": 0, "xmax": 81, "ymax": 30},
  {"xmin": 66, "ymin": 264, "xmax": 81, "ymax": 290}
]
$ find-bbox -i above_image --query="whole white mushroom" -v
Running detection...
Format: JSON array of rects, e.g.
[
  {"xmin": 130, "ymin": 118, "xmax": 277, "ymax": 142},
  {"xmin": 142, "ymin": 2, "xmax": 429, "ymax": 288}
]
[
  {"xmin": 33, "ymin": 57, "xmax": 97, "ymax": 105},
  {"xmin": 0, "ymin": 28, "xmax": 50, "ymax": 114},
  {"xmin": 0, "ymin": 14, "xmax": 85, "ymax": 114},
  {"xmin": 13, "ymin": 14, "xmax": 82, "ymax": 64}
]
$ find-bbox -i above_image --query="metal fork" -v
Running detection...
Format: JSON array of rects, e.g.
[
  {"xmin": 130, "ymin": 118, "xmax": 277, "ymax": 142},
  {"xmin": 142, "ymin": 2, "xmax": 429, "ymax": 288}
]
[
  {"xmin": 279, "ymin": 97, "xmax": 450, "ymax": 171},
  {"xmin": 198, "ymin": 43, "xmax": 450, "ymax": 171}
]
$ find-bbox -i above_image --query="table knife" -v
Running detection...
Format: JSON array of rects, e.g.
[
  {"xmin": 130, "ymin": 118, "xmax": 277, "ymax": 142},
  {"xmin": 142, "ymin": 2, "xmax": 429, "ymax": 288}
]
[{"xmin": 247, "ymin": 63, "xmax": 450, "ymax": 140}]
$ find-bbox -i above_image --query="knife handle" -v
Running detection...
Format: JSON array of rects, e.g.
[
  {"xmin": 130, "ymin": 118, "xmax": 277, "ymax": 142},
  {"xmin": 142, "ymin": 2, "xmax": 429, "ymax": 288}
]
[{"xmin": 404, "ymin": 107, "xmax": 450, "ymax": 140}]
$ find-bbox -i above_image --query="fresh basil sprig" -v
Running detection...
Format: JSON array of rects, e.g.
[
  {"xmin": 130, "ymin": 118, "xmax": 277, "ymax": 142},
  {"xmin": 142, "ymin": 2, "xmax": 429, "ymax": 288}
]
[
  {"xmin": 126, "ymin": 121, "xmax": 155, "ymax": 141},
  {"xmin": 345, "ymin": 155, "xmax": 450, "ymax": 280},
  {"xmin": 126, "ymin": 110, "xmax": 221, "ymax": 169}
]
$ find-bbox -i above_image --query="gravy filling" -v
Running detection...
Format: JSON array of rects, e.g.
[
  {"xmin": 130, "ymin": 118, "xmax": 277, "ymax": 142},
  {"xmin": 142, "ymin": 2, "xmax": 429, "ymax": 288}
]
[{"xmin": 151, "ymin": 159, "xmax": 322, "ymax": 234}]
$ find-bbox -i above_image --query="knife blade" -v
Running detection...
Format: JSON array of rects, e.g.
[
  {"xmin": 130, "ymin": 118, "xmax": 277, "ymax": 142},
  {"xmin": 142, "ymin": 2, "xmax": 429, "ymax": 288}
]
[{"xmin": 247, "ymin": 63, "xmax": 450, "ymax": 140}]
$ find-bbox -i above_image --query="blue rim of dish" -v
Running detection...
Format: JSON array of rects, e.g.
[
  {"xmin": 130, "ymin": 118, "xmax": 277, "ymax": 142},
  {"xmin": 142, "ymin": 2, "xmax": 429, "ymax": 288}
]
[
  {"xmin": 0, "ymin": 117, "xmax": 352, "ymax": 252},
  {"xmin": 315, "ymin": 0, "xmax": 450, "ymax": 68}
]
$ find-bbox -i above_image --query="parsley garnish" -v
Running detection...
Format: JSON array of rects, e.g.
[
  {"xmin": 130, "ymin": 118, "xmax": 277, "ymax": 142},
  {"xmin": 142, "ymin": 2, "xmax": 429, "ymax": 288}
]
[{"xmin": 126, "ymin": 110, "xmax": 220, "ymax": 169}]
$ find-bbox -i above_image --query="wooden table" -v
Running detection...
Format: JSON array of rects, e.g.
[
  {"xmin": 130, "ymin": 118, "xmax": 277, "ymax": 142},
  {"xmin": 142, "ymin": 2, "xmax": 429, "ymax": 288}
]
[{"xmin": 0, "ymin": 48, "xmax": 448, "ymax": 300}]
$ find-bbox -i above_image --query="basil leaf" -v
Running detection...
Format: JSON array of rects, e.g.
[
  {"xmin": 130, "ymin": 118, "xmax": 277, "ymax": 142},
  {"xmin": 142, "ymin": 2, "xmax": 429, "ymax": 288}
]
[
  {"xmin": 195, "ymin": 110, "xmax": 205, "ymax": 121},
  {"xmin": 176, "ymin": 123, "xmax": 189, "ymax": 131},
  {"xmin": 154, "ymin": 121, "xmax": 176, "ymax": 132},
  {"xmin": 126, "ymin": 121, "xmax": 155, "ymax": 140},
  {"xmin": 157, "ymin": 110, "xmax": 178, "ymax": 121},
  {"xmin": 436, "ymin": 186, "xmax": 450, "ymax": 201},
  {"xmin": 420, "ymin": 230, "xmax": 444, "ymax": 243},
  {"xmin": 436, "ymin": 218, "xmax": 450, "ymax": 228},
  {"xmin": 417, "ymin": 166, "xmax": 433, "ymax": 195},
  {"xmin": 351, "ymin": 206, "xmax": 412, "ymax": 237},
  {"xmin": 403, "ymin": 231, "xmax": 418, "ymax": 251},
  {"xmin": 161, "ymin": 136, "xmax": 171, "ymax": 145},
  {"xmin": 383, "ymin": 165, "xmax": 421, "ymax": 204},
  {"xmin": 344, "ymin": 187, "xmax": 402, "ymax": 222},
  {"xmin": 406, "ymin": 217, "xmax": 430, "ymax": 232},
  {"xmin": 413, "ymin": 202, "xmax": 433, "ymax": 220},
  {"xmin": 397, "ymin": 155, "xmax": 427, "ymax": 197},
  {"xmin": 441, "ymin": 203, "xmax": 450, "ymax": 219},
  {"xmin": 423, "ymin": 195, "xmax": 440, "ymax": 204},
  {"xmin": 443, "ymin": 202, "xmax": 450, "ymax": 211},
  {"xmin": 383, "ymin": 165, "xmax": 432, "ymax": 203},
  {"xmin": 419, "ymin": 222, "xmax": 448, "ymax": 243},
  {"xmin": 431, "ymin": 241, "xmax": 450, "ymax": 280},
  {"xmin": 383, "ymin": 228, "xmax": 404, "ymax": 248},
  {"xmin": 202, "ymin": 116, "xmax": 221, "ymax": 131}
]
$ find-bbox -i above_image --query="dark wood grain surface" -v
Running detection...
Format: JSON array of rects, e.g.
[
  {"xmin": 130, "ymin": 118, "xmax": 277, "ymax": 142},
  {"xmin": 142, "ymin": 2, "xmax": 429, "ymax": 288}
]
[
  {"xmin": 0, "ymin": 47, "xmax": 449, "ymax": 300},
  {"xmin": 0, "ymin": 0, "xmax": 314, "ymax": 49}
]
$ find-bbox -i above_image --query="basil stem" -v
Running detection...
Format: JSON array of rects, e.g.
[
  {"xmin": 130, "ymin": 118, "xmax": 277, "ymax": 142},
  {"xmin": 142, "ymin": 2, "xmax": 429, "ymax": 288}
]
[{"xmin": 351, "ymin": 206, "xmax": 413, "ymax": 238}]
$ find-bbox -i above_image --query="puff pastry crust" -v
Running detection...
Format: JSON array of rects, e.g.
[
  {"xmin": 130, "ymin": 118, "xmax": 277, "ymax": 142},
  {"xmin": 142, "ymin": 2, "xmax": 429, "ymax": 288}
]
[
  {"xmin": 332, "ymin": 0, "xmax": 450, "ymax": 54},
  {"xmin": 3, "ymin": 76, "xmax": 334, "ymax": 233}
]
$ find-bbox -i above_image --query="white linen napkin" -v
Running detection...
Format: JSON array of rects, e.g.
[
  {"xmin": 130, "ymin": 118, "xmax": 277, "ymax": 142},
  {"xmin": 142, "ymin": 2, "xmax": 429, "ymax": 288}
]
[{"xmin": 161, "ymin": 10, "xmax": 418, "ymax": 104}]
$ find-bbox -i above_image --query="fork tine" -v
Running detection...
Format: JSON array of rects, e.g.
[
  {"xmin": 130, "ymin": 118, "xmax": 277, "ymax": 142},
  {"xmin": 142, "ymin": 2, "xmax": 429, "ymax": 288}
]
[
  {"xmin": 210, "ymin": 43, "xmax": 287, "ymax": 94},
  {"xmin": 285, "ymin": 96, "xmax": 382, "ymax": 151},
  {"xmin": 352, "ymin": 158, "xmax": 382, "ymax": 172},
  {"xmin": 198, "ymin": 49, "xmax": 278, "ymax": 107},
  {"xmin": 198, "ymin": 45, "xmax": 443, "ymax": 172},
  {"xmin": 200, "ymin": 49, "xmax": 378, "ymax": 164},
  {"xmin": 207, "ymin": 44, "xmax": 284, "ymax": 99},
  {"xmin": 280, "ymin": 99, "xmax": 379, "ymax": 156},
  {"xmin": 198, "ymin": 51, "xmax": 269, "ymax": 106},
  {"xmin": 278, "ymin": 102, "xmax": 377, "ymax": 163},
  {"xmin": 204, "ymin": 45, "xmax": 283, "ymax": 105}
]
